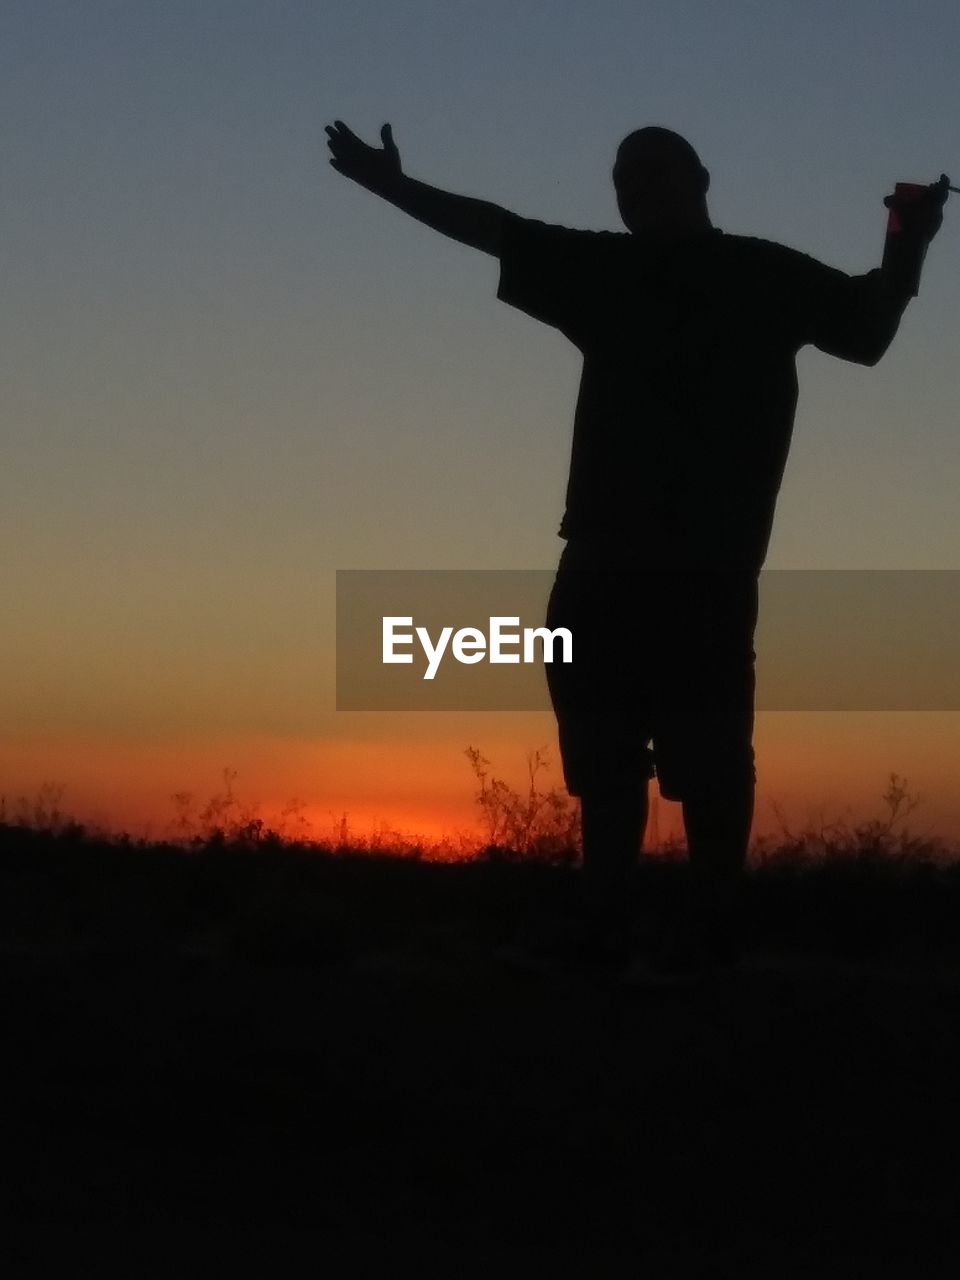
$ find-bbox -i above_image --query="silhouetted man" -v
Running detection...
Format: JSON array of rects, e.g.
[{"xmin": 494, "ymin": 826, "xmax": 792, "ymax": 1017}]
[{"xmin": 326, "ymin": 118, "xmax": 947, "ymax": 974}]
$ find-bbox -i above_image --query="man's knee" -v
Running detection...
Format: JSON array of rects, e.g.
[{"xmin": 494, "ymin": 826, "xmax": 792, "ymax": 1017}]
[{"xmin": 656, "ymin": 742, "xmax": 755, "ymax": 804}]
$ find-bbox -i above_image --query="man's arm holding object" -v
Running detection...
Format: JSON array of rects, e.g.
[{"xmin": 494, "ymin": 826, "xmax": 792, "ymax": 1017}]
[{"xmin": 800, "ymin": 175, "xmax": 949, "ymax": 366}]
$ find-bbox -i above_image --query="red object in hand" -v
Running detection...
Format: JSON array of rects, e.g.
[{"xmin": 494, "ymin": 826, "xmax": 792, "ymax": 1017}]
[
  {"xmin": 885, "ymin": 182, "xmax": 928, "ymax": 235},
  {"xmin": 881, "ymin": 181, "xmax": 940, "ymax": 297}
]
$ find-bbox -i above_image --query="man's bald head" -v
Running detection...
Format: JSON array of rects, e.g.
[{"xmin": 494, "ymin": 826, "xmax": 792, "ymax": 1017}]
[{"xmin": 613, "ymin": 126, "xmax": 711, "ymax": 235}]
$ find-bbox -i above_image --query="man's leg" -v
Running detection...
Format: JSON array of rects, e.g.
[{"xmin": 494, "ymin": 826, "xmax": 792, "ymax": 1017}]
[
  {"xmin": 579, "ymin": 778, "xmax": 649, "ymax": 937},
  {"xmin": 680, "ymin": 765, "xmax": 754, "ymax": 960},
  {"xmin": 675, "ymin": 573, "xmax": 758, "ymax": 961},
  {"xmin": 543, "ymin": 548, "xmax": 652, "ymax": 961},
  {"xmin": 653, "ymin": 660, "xmax": 757, "ymax": 963}
]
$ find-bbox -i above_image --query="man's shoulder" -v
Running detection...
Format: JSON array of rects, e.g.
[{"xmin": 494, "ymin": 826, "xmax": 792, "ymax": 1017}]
[
  {"xmin": 502, "ymin": 212, "xmax": 625, "ymax": 242},
  {"xmin": 498, "ymin": 212, "xmax": 626, "ymax": 264},
  {"xmin": 716, "ymin": 231, "xmax": 804, "ymax": 261},
  {"xmin": 716, "ymin": 231, "xmax": 831, "ymax": 276}
]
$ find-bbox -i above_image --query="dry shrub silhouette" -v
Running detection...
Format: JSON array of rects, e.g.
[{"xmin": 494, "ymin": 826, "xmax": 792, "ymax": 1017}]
[
  {"xmin": 0, "ymin": 781, "xmax": 91, "ymax": 841},
  {"xmin": 168, "ymin": 767, "xmax": 276, "ymax": 848},
  {"xmin": 464, "ymin": 744, "xmax": 581, "ymax": 864},
  {"xmin": 169, "ymin": 769, "xmax": 348, "ymax": 851},
  {"xmin": 167, "ymin": 768, "xmax": 473, "ymax": 860},
  {"xmin": 754, "ymin": 772, "xmax": 950, "ymax": 867}
]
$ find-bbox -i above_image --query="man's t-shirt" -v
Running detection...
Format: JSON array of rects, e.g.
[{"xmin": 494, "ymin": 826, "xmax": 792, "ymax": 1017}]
[{"xmin": 496, "ymin": 213, "xmax": 900, "ymax": 570}]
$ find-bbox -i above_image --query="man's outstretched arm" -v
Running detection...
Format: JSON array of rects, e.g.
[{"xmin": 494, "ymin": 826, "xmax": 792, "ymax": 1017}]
[{"xmin": 325, "ymin": 120, "xmax": 507, "ymax": 257}]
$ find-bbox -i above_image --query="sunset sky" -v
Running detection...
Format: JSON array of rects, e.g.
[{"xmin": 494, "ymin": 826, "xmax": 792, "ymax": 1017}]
[{"xmin": 2, "ymin": 0, "xmax": 960, "ymax": 844}]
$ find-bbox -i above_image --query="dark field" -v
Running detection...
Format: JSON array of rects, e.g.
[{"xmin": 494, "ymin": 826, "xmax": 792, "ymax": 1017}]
[{"xmin": 3, "ymin": 823, "xmax": 960, "ymax": 1274}]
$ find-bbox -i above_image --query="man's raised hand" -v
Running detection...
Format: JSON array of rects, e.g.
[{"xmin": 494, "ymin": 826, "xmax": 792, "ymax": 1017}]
[
  {"xmin": 325, "ymin": 120, "xmax": 403, "ymax": 196},
  {"xmin": 325, "ymin": 118, "xmax": 505, "ymax": 255}
]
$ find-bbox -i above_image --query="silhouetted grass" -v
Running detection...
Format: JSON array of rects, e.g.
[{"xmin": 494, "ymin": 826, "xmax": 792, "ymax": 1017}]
[{"xmin": 0, "ymin": 807, "xmax": 958, "ymax": 965}]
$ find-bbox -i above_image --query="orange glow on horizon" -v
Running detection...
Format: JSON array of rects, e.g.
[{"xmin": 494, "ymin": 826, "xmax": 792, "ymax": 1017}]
[{"xmin": 2, "ymin": 713, "xmax": 960, "ymax": 850}]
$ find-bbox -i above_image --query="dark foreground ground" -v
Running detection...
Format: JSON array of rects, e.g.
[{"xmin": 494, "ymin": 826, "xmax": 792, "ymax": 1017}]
[{"xmin": 2, "ymin": 825, "xmax": 960, "ymax": 1275}]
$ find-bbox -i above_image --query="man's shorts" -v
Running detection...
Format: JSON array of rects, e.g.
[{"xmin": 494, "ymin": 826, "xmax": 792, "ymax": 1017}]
[{"xmin": 544, "ymin": 540, "xmax": 759, "ymax": 803}]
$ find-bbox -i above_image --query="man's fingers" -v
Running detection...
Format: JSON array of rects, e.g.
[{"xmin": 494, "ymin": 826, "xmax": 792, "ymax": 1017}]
[
  {"xmin": 326, "ymin": 123, "xmax": 368, "ymax": 160},
  {"xmin": 332, "ymin": 120, "xmax": 365, "ymax": 147}
]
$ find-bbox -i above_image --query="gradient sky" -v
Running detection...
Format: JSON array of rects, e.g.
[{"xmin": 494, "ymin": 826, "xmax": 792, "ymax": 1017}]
[{"xmin": 2, "ymin": 1, "xmax": 960, "ymax": 842}]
